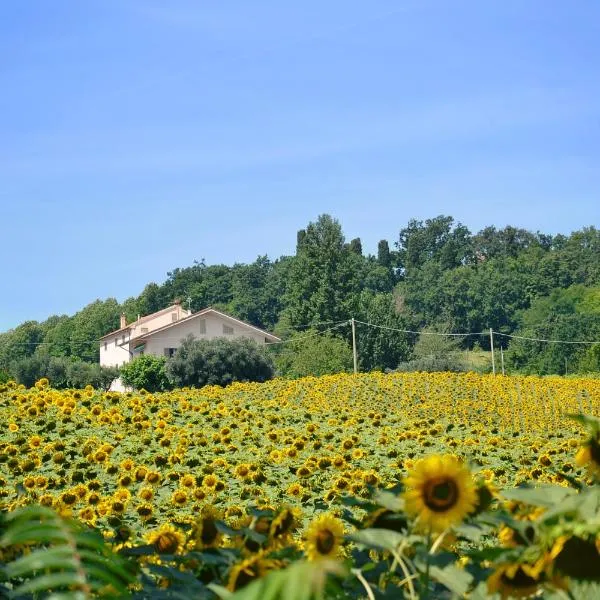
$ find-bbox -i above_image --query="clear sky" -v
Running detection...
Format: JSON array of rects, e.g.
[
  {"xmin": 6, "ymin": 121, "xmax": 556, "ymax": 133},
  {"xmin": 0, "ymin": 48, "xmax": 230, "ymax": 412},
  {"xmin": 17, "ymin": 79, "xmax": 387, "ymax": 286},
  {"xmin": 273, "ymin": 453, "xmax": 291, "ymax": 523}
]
[{"xmin": 1, "ymin": 0, "xmax": 599, "ymax": 332}]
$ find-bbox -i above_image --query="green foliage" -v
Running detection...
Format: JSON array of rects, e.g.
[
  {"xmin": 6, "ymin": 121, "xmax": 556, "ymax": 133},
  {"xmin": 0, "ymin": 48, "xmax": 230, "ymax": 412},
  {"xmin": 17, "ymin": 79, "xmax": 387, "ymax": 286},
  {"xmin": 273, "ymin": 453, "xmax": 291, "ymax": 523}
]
[
  {"xmin": 9, "ymin": 354, "xmax": 119, "ymax": 390},
  {"xmin": 394, "ymin": 354, "xmax": 469, "ymax": 373},
  {"xmin": 273, "ymin": 332, "xmax": 353, "ymax": 378},
  {"xmin": 0, "ymin": 505, "xmax": 136, "ymax": 598},
  {"xmin": 507, "ymin": 285, "xmax": 600, "ymax": 374},
  {"xmin": 352, "ymin": 291, "xmax": 411, "ymax": 371},
  {"xmin": 166, "ymin": 336, "xmax": 274, "ymax": 388},
  {"xmin": 2, "ymin": 215, "xmax": 600, "ymax": 377},
  {"xmin": 283, "ymin": 215, "xmax": 363, "ymax": 328},
  {"xmin": 120, "ymin": 354, "xmax": 170, "ymax": 392}
]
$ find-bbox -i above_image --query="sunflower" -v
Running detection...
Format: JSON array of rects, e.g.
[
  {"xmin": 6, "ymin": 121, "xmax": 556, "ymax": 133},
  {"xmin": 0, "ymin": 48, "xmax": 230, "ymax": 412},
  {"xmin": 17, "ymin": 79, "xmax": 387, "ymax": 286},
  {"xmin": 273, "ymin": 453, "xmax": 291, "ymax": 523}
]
[
  {"xmin": 487, "ymin": 558, "xmax": 565, "ymax": 599},
  {"xmin": 227, "ymin": 552, "xmax": 277, "ymax": 592},
  {"xmin": 286, "ymin": 482, "xmax": 305, "ymax": 498},
  {"xmin": 575, "ymin": 437, "xmax": 600, "ymax": 478},
  {"xmin": 191, "ymin": 506, "xmax": 223, "ymax": 549},
  {"xmin": 136, "ymin": 503, "xmax": 154, "ymax": 520},
  {"xmin": 403, "ymin": 454, "xmax": 477, "ymax": 531},
  {"xmin": 304, "ymin": 514, "xmax": 345, "ymax": 561},
  {"xmin": 269, "ymin": 506, "xmax": 302, "ymax": 546},
  {"xmin": 551, "ymin": 534, "xmax": 600, "ymax": 581},
  {"xmin": 202, "ymin": 474, "xmax": 218, "ymax": 489},
  {"xmin": 145, "ymin": 471, "xmax": 162, "ymax": 485},
  {"xmin": 171, "ymin": 489, "xmax": 188, "ymax": 506},
  {"xmin": 146, "ymin": 523, "xmax": 186, "ymax": 555}
]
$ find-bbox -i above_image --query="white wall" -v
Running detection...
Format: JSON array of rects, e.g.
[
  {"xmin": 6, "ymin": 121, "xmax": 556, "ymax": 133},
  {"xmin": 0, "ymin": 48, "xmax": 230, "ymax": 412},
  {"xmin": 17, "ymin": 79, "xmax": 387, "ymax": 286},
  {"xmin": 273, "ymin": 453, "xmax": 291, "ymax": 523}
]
[
  {"xmin": 143, "ymin": 312, "xmax": 269, "ymax": 358},
  {"xmin": 100, "ymin": 332, "xmax": 131, "ymax": 367}
]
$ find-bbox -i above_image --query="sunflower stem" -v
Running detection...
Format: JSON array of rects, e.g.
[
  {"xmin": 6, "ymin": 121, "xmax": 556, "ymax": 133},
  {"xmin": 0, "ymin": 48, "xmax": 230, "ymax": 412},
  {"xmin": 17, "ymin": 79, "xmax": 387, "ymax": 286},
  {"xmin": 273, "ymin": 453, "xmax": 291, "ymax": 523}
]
[
  {"xmin": 351, "ymin": 568, "xmax": 375, "ymax": 600},
  {"xmin": 422, "ymin": 530, "xmax": 432, "ymax": 599},
  {"xmin": 429, "ymin": 528, "xmax": 449, "ymax": 555},
  {"xmin": 390, "ymin": 548, "xmax": 417, "ymax": 600}
]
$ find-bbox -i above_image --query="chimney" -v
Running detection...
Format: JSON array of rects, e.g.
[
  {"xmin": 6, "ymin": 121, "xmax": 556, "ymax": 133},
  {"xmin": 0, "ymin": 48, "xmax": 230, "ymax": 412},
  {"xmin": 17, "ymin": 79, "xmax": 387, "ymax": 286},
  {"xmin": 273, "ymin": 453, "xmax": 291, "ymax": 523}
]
[{"xmin": 120, "ymin": 313, "xmax": 127, "ymax": 329}]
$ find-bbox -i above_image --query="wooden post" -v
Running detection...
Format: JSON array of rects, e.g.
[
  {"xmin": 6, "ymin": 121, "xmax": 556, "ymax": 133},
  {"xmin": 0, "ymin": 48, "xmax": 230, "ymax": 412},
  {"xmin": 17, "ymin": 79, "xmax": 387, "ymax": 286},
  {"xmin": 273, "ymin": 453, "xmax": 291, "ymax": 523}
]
[
  {"xmin": 351, "ymin": 318, "xmax": 358, "ymax": 374},
  {"xmin": 490, "ymin": 328, "xmax": 496, "ymax": 375}
]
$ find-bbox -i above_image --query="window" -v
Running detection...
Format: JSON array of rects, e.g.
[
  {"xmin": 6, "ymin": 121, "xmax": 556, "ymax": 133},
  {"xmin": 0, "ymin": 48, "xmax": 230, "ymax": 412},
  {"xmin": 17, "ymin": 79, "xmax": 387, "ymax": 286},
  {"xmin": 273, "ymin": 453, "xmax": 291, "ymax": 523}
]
[
  {"xmin": 171, "ymin": 313, "xmax": 177, "ymax": 322},
  {"xmin": 115, "ymin": 338, "xmax": 118, "ymax": 347},
  {"xmin": 121, "ymin": 334, "xmax": 125, "ymax": 344},
  {"xmin": 199, "ymin": 319, "xmax": 206, "ymax": 334},
  {"xmin": 223, "ymin": 324, "xmax": 234, "ymax": 335},
  {"xmin": 141, "ymin": 327, "xmax": 148, "ymax": 334},
  {"xmin": 104, "ymin": 342, "xmax": 107, "ymax": 351},
  {"xmin": 163, "ymin": 347, "xmax": 177, "ymax": 358}
]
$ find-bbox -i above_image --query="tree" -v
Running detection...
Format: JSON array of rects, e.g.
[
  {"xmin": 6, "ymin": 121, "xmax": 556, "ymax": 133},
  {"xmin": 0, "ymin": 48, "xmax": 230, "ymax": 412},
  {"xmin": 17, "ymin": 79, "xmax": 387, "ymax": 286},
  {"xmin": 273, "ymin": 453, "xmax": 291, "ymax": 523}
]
[
  {"xmin": 272, "ymin": 332, "xmax": 353, "ymax": 379},
  {"xmin": 377, "ymin": 240, "xmax": 391, "ymax": 267},
  {"xmin": 506, "ymin": 286, "xmax": 600, "ymax": 374},
  {"xmin": 166, "ymin": 336, "xmax": 274, "ymax": 388},
  {"xmin": 120, "ymin": 355, "xmax": 170, "ymax": 392},
  {"xmin": 284, "ymin": 215, "xmax": 361, "ymax": 327},
  {"xmin": 351, "ymin": 291, "xmax": 411, "ymax": 371},
  {"xmin": 396, "ymin": 215, "xmax": 473, "ymax": 274}
]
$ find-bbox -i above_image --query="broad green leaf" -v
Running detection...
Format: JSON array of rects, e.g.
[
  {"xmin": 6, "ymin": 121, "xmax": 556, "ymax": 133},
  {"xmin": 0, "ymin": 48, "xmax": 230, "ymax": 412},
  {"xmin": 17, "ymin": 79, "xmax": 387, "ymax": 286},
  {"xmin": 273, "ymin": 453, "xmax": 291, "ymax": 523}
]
[
  {"xmin": 349, "ymin": 528, "xmax": 406, "ymax": 551},
  {"xmin": 429, "ymin": 563, "xmax": 473, "ymax": 597},
  {"xmin": 500, "ymin": 484, "xmax": 574, "ymax": 507},
  {"xmin": 6, "ymin": 546, "xmax": 76, "ymax": 577},
  {"xmin": 373, "ymin": 490, "xmax": 404, "ymax": 512},
  {"xmin": 11, "ymin": 572, "xmax": 86, "ymax": 597}
]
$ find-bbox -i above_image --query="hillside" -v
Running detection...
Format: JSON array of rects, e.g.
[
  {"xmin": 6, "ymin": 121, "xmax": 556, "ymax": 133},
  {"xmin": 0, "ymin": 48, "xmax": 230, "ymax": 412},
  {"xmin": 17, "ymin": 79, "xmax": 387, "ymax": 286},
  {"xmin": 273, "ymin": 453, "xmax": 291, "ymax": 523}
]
[{"xmin": 1, "ymin": 214, "xmax": 599, "ymax": 380}]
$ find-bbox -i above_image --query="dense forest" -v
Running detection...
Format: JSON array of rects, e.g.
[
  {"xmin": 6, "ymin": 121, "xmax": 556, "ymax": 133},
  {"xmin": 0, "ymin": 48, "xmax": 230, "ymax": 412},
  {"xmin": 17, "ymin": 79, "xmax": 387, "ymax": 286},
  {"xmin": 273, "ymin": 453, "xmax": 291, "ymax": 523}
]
[{"xmin": 1, "ymin": 214, "xmax": 599, "ymax": 382}]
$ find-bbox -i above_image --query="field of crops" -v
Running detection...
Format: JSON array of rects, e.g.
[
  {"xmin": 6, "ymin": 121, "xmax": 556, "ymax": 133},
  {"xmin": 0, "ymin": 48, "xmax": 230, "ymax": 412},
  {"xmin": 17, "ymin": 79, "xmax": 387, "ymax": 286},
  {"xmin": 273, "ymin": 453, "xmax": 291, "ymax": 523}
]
[{"xmin": 2, "ymin": 372, "xmax": 600, "ymax": 598}]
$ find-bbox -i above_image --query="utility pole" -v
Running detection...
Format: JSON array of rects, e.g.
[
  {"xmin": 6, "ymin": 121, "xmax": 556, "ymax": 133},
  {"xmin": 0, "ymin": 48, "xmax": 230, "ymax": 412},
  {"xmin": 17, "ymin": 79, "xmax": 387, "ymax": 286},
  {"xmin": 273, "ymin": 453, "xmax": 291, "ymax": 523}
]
[
  {"xmin": 500, "ymin": 346, "xmax": 505, "ymax": 375},
  {"xmin": 490, "ymin": 328, "xmax": 496, "ymax": 375},
  {"xmin": 351, "ymin": 318, "xmax": 358, "ymax": 374}
]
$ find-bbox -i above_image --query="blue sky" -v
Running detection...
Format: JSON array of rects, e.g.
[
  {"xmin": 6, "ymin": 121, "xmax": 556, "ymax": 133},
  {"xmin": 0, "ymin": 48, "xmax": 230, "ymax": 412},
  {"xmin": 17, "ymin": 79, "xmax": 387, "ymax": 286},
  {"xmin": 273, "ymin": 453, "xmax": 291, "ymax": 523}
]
[{"xmin": 1, "ymin": 0, "xmax": 599, "ymax": 331}]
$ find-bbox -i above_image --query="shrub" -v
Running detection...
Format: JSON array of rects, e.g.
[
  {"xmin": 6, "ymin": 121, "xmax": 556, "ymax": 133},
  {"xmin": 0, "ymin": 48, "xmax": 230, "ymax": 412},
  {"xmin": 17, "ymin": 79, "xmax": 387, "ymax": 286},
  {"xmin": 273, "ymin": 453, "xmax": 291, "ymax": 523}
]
[
  {"xmin": 272, "ymin": 332, "xmax": 353, "ymax": 378},
  {"xmin": 120, "ymin": 354, "xmax": 170, "ymax": 392},
  {"xmin": 166, "ymin": 336, "xmax": 274, "ymax": 388},
  {"xmin": 10, "ymin": 354, "xmax": 120, "ymax": 389}
]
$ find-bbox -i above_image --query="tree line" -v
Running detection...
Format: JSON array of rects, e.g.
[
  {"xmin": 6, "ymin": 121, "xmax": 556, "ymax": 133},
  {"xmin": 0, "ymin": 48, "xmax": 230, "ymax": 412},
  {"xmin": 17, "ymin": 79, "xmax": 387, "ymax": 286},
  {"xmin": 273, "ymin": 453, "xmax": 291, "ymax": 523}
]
[{"xmin": 1, "ymin": 214, "xmax": 599, "ymax": 387}]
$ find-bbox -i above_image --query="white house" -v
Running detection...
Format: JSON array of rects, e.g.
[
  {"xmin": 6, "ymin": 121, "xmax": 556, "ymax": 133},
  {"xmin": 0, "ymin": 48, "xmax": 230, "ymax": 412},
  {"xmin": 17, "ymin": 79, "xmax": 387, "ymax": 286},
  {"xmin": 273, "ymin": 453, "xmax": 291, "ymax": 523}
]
[{"xmin": 99, "ymin": 302, "xmax": 280, "ymax": 390}]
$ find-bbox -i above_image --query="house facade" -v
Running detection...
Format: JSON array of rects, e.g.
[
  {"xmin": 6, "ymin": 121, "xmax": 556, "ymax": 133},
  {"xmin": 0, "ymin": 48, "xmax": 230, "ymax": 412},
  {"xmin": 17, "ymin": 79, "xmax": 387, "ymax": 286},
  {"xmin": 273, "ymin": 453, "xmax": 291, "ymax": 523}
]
[{"xmin": 99, "ymin": 302, "xmax": 280, "ymax": 390}]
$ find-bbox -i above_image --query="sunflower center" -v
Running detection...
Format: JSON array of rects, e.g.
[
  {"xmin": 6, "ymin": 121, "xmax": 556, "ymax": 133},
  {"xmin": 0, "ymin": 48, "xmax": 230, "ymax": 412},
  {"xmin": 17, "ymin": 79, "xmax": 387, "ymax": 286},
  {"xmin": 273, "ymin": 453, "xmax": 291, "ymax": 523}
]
[
  {"xmin": 155, "ymin": 532, "xmax": 180, "ymax": 554},
  {"xmin": 316, "ymin": 529, "xmax": 336, "ymax": 555},
  {"xmin": 273, "ymin": 511, "xmax": 294, "ymax": 537},
  {"xmin": 423, "ymin": 477, "xmax": 458, "ymax": 512},
  {"xmin": 201, "ymin": 518, "xmax": 219, "ymax": 545},
  {"xmin": 500, "ymin": 566, "xmax": 539, "ymax": 588}
]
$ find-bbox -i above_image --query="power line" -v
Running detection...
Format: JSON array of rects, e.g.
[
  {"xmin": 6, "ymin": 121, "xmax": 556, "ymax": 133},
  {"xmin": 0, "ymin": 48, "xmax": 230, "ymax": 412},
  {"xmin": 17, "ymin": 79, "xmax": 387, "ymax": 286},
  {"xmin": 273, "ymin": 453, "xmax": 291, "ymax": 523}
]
[
  {"xmin": 265, "ymin": 322, "xmax": 349, "ymax": 346},
  {"xmin": 493, "ymin": 331, "xmax": 600, "ymax": 345},
  {"xmin": 353, "ymin": 319, "xmax": 487, "ymax": 337}
]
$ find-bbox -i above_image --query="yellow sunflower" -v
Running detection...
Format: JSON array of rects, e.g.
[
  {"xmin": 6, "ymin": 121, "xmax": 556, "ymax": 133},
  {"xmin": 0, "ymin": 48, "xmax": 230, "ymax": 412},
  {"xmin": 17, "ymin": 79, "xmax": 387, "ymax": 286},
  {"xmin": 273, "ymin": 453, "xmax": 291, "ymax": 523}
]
[
  {"xmin": 269, "ymin": 506, "xmax": 302, "ymax": 546},
  {"xmin": 575, "ymin": 438, "xmax": 600, "ymax": 478},
  {"xmin": 191, "ymin": 505, "xmax": 223, "ymax": 549},
  {"xmin": 403, "ymin": 454, "xmax": 477, "ymax": 531},
  {"xmin": 487, "ymin": 558, "xmax": 566, "ymax": 599},
  {"xmin": 304, "ymin": 514, "xmax": 344, "ymax": 561},
  {"xmin": 145, "ymin": 523, "xmax": 186, "ymax": 555},
  {"xmin": 227, "ymin": 552, "xmax": 278, "ymax": 592}
]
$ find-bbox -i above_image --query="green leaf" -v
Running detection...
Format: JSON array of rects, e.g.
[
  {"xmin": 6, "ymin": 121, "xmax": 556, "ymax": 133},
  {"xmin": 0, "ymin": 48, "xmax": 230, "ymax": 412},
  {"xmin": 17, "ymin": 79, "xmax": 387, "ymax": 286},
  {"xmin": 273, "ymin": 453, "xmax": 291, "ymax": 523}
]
[
  {"xmin": 6, "ymin": 546, "xmax": 77, "ymax": 578},
  {"xmin": 11, "ymin": 572, "xmax": 86, "ymax": 597},
  {"xmin": 348, "ymin": 528, "xmax": 406, "ymax": 551},
  {"xmin": 429, "ymin": 563, "xmax": 473, "ymax": 597},
  {"xmin": 500, "ymin": 484, "xmax": 574, "ymax": 507},
  {"xmin": 373, "ymin": 490, "xmax": 404, "ymax": 512},
  {"xmin": 1, "ymin": 523, "xmax": 67, "ymax": 546},
  {"xmin": 566, "ymin": 413, "xmax": 600, "ymax": 432}
]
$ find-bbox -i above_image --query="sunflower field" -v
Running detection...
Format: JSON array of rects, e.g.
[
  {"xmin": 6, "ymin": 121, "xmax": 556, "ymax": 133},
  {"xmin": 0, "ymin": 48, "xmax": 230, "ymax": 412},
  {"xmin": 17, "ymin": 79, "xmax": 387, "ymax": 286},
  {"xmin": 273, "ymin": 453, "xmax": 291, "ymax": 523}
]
[{"xmin": 1, "ymin": 372, "xmax": 600, "ymax": 598}]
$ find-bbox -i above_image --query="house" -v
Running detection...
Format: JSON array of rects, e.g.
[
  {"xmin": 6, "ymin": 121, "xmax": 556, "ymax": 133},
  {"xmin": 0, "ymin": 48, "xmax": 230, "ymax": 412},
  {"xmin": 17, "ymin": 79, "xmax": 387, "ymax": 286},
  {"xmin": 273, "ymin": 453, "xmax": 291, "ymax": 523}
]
[{"xmin": 99, "ymin": 301, "xmax": 280, "ymax": 390}]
